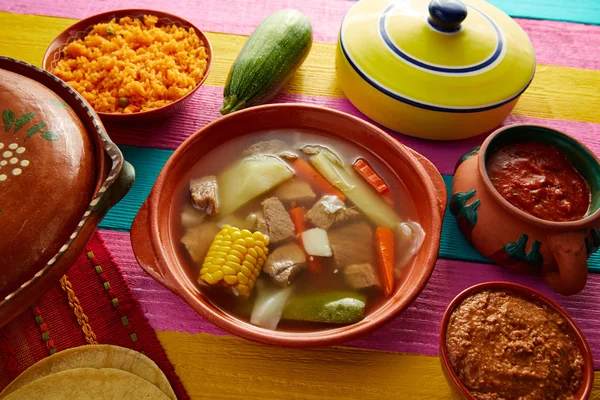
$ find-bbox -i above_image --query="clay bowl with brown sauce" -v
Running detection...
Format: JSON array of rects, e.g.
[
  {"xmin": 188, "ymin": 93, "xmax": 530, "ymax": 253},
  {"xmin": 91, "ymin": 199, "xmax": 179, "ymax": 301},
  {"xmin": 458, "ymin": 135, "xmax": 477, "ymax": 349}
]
[
  {"xmin": 42, "ymin": 9, "xmax": 213, "ymax": 123},
  {"xmin": 130, "ymin": 103, "xmax": 447, "ymax": 347},
  {"xmin": 0, "ymin": 56, "xmax": 134, "ymax": 327},
  {"xmin": 439, "ymin": 282, "xmax": 594, "ymax": 400}
]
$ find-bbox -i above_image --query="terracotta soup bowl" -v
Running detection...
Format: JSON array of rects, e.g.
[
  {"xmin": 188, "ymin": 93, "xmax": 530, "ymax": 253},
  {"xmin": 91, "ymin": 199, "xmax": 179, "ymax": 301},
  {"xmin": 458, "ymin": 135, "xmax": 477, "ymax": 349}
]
[
  {"xmin": 43, "ymin": 9, "xmax": 213, "ymax": 123},
  {"xmin": 440, "ymin": 282, "xmax": 594, "ymax": 399},
  {"xmin": 131, "ymin": 104, "xmax": 447, "ymax": 347},
  {"xmin": 452, "ymin": 125, "xmax": 600, "ymax": 295}
]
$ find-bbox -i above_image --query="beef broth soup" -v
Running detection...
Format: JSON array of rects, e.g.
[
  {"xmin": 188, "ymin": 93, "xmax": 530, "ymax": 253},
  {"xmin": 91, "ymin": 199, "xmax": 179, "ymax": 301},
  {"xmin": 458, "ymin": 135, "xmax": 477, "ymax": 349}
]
[{"xmin": 172, "ymin": 130, "xmax": 424, "ymax": 332}]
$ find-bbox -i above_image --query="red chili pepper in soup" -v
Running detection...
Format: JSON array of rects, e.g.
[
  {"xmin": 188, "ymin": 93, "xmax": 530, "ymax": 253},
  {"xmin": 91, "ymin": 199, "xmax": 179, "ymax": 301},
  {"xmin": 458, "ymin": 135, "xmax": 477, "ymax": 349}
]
[{"xmin": 486, "ymin": 142, "xmax": 591, "ymax": 222}]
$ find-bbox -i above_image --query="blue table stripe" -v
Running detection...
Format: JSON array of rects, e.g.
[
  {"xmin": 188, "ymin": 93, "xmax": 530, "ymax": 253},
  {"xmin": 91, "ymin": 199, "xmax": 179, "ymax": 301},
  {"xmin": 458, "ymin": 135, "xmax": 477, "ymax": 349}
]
[{"xmin": 101, "ymin": 145, "xmax": 600, "ymax": 273}]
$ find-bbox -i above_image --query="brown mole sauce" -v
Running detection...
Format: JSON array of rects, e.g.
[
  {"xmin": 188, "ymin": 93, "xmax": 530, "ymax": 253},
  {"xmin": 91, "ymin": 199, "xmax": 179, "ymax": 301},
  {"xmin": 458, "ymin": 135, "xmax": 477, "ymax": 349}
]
[{"xmin": 446, "ymin": 290, "xmax": 584, "ymax": 400}]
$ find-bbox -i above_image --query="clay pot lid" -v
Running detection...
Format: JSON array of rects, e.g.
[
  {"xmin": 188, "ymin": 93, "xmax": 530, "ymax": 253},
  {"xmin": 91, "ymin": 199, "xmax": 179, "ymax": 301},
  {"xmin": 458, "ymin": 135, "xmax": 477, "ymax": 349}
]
[
  {"xmin": 0, "ymin": 62, "xmax": 97, "ymax": 299},
  {"xmin": 339, "ymin": 0, "xmax": 536, "ymax": 112}
]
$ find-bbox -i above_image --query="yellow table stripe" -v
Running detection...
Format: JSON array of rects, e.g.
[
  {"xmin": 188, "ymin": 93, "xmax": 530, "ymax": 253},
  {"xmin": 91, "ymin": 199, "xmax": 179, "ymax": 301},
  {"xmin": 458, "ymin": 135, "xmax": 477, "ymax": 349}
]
[
  {"xmin": 156, "ymin": 331, "xmax": 600, "ymax": 399},
  {"xmin": 1, "ymin": 11, "xmax": 599, "ymax": 125}
]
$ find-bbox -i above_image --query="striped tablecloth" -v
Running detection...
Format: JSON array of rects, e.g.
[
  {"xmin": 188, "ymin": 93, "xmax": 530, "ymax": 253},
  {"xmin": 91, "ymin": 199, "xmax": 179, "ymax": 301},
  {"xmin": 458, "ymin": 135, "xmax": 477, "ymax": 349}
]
[{"xmin": 1, "ymin": 0, "xmax": 600, "ymax": 398}]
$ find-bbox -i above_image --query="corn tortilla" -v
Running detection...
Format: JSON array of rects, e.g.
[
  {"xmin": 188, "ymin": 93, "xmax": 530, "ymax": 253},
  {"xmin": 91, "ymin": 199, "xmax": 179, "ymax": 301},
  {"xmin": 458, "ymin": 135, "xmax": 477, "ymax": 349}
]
[
  {"xmin": 0, "ymin": 345, "xmax": 175, "ymax": 400},
  {"xmin": 3, "ymin": 368, "xmax": 170, "ymax": 400}
]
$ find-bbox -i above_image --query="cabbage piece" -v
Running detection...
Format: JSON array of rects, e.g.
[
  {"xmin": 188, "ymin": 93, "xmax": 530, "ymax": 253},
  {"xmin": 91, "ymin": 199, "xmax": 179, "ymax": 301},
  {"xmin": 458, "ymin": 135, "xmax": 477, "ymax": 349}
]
[
  {"xmin": 250, "ymin": 280, "xmax": 294, "ymax": 330},
  {"xmin": 218, "ymin": 155, "xmax": 294, "ymax": 216},
  {"xmin": 394, "ymin": 220, "xmax": 426, "ymax": 277}
]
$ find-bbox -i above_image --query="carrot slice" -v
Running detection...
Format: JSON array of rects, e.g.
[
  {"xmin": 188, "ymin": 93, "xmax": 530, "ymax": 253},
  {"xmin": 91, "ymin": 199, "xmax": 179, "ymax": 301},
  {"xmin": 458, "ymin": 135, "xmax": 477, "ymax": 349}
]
[
  {"xmin": 289, "ymin": 207, "xmax": 322, "ymax": 273},
  {"xmin": 353, "ymin": 158, "xmax": 389, "ymax": 194},
  {"xmin": 292, "ymin": 158, "xmax": 346, "ymax": 201},
  {"xmin": 375, "ymin": 227, "xmax": 395, "ymax": 297},
  {"xmin": 289, "ymin": 207, "xmax": 307, "ymax": 231}
]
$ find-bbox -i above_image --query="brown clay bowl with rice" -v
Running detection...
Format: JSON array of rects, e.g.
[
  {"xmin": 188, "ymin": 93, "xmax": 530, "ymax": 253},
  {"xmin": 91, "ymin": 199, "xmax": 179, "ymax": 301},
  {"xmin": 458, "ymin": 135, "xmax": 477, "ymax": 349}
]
[
  {"xmin": 131, "ymin": 103, "xmax": 447, "ymax": 347},
  {"xmin": 42, "ymin": 9, "xmax": 213, "ymax": 122}
]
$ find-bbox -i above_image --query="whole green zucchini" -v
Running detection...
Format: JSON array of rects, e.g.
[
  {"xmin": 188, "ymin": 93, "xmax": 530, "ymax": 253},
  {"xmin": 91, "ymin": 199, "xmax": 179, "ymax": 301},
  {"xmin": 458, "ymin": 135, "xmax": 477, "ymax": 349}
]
[{"xmin": 220, "ymin": 9, "xmax": 313, "ymax": 115}]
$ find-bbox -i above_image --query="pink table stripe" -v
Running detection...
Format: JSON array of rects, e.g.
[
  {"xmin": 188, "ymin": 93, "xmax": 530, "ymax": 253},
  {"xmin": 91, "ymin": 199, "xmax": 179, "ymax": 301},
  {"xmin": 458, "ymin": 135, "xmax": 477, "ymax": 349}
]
[
  {"xmin": 101, "ymin": 229, "xmax": 600, "ymax": 368},
  {"xmin": 106, "ymin": 85, "xmax": 600, "ymax": 176},
  {"xmin": 3, "ymin": 0, "xmax": 600, "ymax": 70}
]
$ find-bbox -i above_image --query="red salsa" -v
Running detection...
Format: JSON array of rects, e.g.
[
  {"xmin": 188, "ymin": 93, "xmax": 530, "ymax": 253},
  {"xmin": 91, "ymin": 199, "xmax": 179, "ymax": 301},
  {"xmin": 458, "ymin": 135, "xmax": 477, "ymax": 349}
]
[{"xmin": 486, "ymin": 142, "xmax": 591, "ymax": 222}]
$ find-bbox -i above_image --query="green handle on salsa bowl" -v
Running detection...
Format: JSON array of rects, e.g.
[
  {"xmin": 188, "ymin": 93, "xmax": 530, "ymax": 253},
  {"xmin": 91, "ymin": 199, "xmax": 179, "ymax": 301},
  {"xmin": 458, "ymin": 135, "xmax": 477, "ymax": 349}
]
[{"xmin": 451, "ymin": 124, "xmax": 600, "ymax": 296}]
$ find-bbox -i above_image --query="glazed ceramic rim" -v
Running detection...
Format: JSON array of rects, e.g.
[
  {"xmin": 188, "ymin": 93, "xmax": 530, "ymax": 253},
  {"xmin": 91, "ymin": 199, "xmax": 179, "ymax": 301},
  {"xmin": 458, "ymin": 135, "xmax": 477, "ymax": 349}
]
[
  {"xmin": 439, "ymin": 281, "xmax": 594, "ymax": 400},
  {"xmin": 41, "ymin": 9, "xmax": 213, "ymax": 120},
  {"xmin": 0, "ymin": 56, "xmax": 125, "ymax": 306},
  {"xmin": 143, "ymin": 103, "xmax": 444, "ymax": 347},
  {"xmin": 478, "ymin": 124, "xmax": 600, "ymax": 230}
]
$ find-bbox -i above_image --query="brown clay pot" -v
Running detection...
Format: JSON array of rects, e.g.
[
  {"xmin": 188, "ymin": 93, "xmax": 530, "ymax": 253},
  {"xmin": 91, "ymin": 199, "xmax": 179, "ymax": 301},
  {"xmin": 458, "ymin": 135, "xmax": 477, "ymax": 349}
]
[
  {"xmin": 131, "ymin": 103, "xmax": 447, "ymax": 347},
  {"xmin": 0, "ymin": 56, "xmax": 135, "ymax": 327},
  {"xmin": 439, "ymin": 282, "xmax": 594, "ymax": 399},
  {"xmin": 452, "ymin": 125, "xmax": 600, "ymax": 296}
]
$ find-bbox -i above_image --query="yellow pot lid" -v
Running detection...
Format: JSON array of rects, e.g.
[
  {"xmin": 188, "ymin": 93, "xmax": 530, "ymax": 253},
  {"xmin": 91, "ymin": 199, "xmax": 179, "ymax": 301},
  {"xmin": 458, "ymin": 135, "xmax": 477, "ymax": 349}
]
[{"xmin": 339, "ymin": 0, "xmax": 536, "ymax": 112}]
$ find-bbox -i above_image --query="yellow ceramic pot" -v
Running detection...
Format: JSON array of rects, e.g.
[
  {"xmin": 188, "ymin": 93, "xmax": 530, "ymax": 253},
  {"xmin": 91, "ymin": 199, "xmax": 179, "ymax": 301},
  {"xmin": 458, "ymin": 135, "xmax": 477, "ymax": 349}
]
[{"xmin": 336, "ymin": 0, "xmax": 536, "ymax": 140}]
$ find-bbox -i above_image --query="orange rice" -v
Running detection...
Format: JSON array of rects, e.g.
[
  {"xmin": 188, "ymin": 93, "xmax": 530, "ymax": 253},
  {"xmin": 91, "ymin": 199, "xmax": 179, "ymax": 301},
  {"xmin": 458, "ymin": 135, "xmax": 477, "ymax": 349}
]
[{"xmin": 52, "ymin": 15, "xmax": 209, "ymax": 114}]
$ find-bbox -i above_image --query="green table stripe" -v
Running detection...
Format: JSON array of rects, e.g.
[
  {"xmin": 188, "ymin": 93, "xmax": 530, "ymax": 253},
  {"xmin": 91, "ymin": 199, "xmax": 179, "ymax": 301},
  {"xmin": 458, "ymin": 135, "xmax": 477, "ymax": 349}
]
[
  {"xmin": 99, "ymin": 146, "xmax": 170, "ymax": 232},
  {"xmin": 490, "ymin": 0, "xmax": 600, "ymax": 26},
  {"xmin": 102, "ymin": 145, "xmax": 600, "ymax": 273}
]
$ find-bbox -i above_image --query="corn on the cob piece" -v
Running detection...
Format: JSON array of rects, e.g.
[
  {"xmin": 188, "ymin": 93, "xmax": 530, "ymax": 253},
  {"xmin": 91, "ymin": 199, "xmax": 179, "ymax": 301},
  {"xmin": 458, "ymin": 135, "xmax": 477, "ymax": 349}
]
[{"xmin": 199, "ymin": 225, "xmax": 269, "ymax": 297}]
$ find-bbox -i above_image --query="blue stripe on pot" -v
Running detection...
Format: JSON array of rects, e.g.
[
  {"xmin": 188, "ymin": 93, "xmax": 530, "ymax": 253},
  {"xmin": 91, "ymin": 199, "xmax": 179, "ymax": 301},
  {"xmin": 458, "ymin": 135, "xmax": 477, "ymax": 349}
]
[
  {"xmin": 338, "ymin": 17, "xmax": 533, "ymax": 113},
  {"xmin": 378, "ymin": 3, "xmax": 504, "ymax": 74}
]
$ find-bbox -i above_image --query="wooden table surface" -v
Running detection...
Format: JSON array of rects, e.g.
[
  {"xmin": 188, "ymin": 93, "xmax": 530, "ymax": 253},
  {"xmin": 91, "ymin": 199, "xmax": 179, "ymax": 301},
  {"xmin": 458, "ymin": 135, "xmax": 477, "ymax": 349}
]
[{"xmin": 1, "ymin": 0, "xmax": 600, "ymax": 398}]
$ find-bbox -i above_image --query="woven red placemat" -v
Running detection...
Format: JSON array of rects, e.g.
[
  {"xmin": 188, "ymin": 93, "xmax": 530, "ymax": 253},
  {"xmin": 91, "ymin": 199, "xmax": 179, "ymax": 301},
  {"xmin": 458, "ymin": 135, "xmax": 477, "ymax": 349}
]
[{"xmin": 0, "ymin": 232, "xmax": 189, "ymax": 400}]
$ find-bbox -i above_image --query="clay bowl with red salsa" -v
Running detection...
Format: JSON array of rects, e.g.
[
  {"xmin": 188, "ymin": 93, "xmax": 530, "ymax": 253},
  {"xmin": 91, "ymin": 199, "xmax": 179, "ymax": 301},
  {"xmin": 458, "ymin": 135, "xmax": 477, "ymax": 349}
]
[
  {"xmin": 452, "ymin": 125, "xmax": 600, "ymax": 295},
  {"xmin": 440, "ymin": 282, "xmax": 594, "ymax": 400}
]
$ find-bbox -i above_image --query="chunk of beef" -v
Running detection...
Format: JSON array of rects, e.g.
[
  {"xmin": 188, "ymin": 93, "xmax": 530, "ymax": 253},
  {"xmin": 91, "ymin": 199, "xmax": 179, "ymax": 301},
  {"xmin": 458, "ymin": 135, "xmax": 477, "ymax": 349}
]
[
  {"xmin": 305, "ymin": 196, "xmax": 361, "ymax": 229},
  {"xmin": 181, "ymin": 222, "xmax": 221, "ymax": 264},
  {"xmin": 328, "ymin": 221, "xmax": 375, "ymax": 267},
  {"xmin": 279, "ymin": 151, "xmax": 298, "ymax": 161},
  {"xmin": 344, "ymin": 263, "xmax": 381, "ymax": 290},
  {"xmin": 263, "ymin": 242, "xmax": 307, "ymax": 286},
  {"xmin": 274, "ymin": 178, "xmax": 316, "ymax": 206},
  {"xmin": 190, "ymin": 175, "xmax": 219, "ymax": 215},
  {"xmin": 244, "ymin": 140, "xmax": 299, "ymax": 160},
  {"xmin": 261, "ymin": 197, "xmax": 296, "ymax": 245}
]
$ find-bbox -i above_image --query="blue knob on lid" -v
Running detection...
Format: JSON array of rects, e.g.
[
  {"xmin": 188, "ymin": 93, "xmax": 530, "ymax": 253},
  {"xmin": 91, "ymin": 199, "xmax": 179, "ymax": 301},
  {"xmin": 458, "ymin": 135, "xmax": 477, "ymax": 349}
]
[{"xmin": 428, "ymin": 0, "xmax": 468, "ymax": 33}]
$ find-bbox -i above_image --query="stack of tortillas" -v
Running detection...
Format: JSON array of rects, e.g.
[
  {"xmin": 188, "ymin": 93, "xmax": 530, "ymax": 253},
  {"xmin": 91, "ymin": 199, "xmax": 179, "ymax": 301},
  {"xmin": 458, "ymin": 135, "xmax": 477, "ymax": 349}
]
[{"xmin": 0, "ymin": 345, "xmax": 177, "ymax": 399}]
